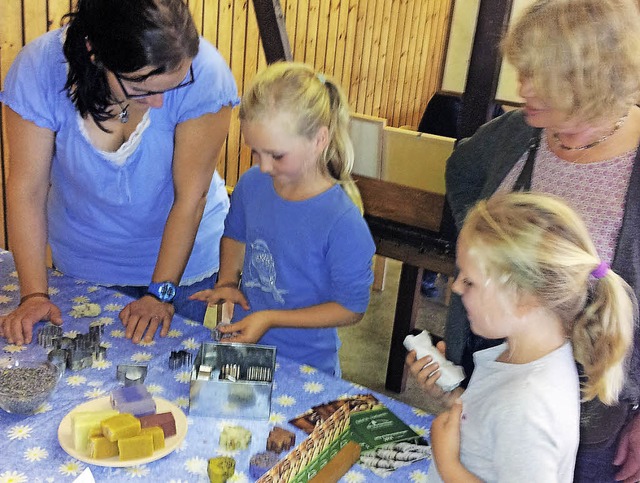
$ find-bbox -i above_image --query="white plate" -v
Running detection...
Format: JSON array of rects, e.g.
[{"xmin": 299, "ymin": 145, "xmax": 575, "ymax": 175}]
[{"xmin": 58, "ymin": 396, "xmax": 187, "ymax": 467}]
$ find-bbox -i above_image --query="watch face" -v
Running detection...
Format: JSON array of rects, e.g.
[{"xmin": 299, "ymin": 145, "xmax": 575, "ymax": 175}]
[
  {"xmin": 149, "ymin": 282, "xmax": 177, "ymax": 302},
  {"xmin": 158, "ymin": 283, "xmax": 176, "ymax": 302}
]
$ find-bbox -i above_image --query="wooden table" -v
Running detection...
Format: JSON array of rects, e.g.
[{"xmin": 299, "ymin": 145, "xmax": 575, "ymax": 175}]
[{"xmin": 354, "ymin": 175, "xmax": 457, "ymax": 393}]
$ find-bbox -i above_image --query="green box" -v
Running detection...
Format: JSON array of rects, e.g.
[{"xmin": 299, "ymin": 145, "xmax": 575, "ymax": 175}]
[{"xmin": 349, "ymin": 406, "xmax": 419, "ymax": 451}]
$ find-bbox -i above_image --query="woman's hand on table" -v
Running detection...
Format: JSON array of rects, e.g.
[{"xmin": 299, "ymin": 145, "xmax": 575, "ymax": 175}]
[
  {"xmin": 406, "ymin": 341, "xmax": 464, "ymax": 413},
  {"xmin": 119, "ymin": 296, "xmax": 175, "ymax": 343},
  {"xmin": 0, "ymin": 298, "xmax": 62, "ymax": 345}
]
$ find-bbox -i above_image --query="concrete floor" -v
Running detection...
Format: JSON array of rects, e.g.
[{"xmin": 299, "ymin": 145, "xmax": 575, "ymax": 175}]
[{"xmin": 338, "ymin": 258, "xmax": 449, "ymax": 412}]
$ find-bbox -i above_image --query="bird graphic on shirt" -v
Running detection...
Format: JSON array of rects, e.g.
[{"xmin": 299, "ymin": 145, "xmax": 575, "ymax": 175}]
[{"xmin": 243, "ymin": 239, "xmax": 287, "ymax": 304}]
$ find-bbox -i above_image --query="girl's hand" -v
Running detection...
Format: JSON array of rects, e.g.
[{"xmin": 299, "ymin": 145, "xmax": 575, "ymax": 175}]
[
  {"xmin": 217, "ymin": 311, "xmax": 270, "ymax": 344},
  {"xmin": 119, "ymin": 295, "xmax": 175, "ymax": 343},
  {"xmin": 0, "ymin": 298, "xmax": 63, "ymax": 345},
  {"xmin": 406, "ymin": 341, "xmax": 463, "ymax": 412},
  {"xmin": 430, "ymin": 400, "xmax": 480, "ymax": 482},
  {"xmin": 190, "ymin": 286, "xmax": 250, "ymax": 311}
]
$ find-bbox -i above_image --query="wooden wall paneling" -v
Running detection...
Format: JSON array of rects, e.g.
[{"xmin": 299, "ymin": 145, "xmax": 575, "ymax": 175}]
[
  {"xmin": 400, "ymin": 0, "xmax": 421, "ymax": 127},
  {"xmin": 225, "ymin": 0, "xmax": 249, "ymax": 187},
  {"xmin": 238, "ymin": 0, "xmax": 261, "ymax": 176},
  {"xmin": 377, "ymin": 0, "xmax": 399, "ymax": 124},
  {"xmin": 356, "ymin": 0, "xmax": 380, "ymax": 115},
  {"xmin": 303, "ymin": 0, "xmax": 320, "ymax": 66},
  {"xmin": 283, "ymin": 0, "xmax": 299, "ymax": 61},
  {"xmin": 352, "ymin": 0, "xmax": 372, "ymax": 113},
  {"xmin": 48, "ymin": 0, "xmax": 73, "ymax": 31},
  {"xmin": 323, "ymin": 0, "xmax": 341, "ymax": 78},
  {"xmin": 390, "ymin": 0, "xmax": 411, "ymax": 127},
  {"xmin": 24, "ymin": 0, "xmax": 48, "ymax": 43},
  {"xmin": 292, "ymin": 0, "xmax": 308, "ymax": 62},
  {"xmin": 338, "ymin": 0, "xmax": 359, "ymax": 96},
  {"xmin": 217, "ymin": 0, "xmax": 236, "ymax": 183},
  {"xmin": 201, "ymin": 0, "xmax": 219, "ymax": 43},
  {"xmin": 332, "ymin": 0, "xmax": 352, "ymax": 95},
  {"xmin": 315, "ymin": 0, "xmax": 330, "ymax": 73},
  {"xmin": 371, "ymin": 0, "xmax": 392, "ymax": 118},
  {"xmin": 188, "ymin": 0, "xmax": 205, "ymax": 34},
  {"xmin": 347, "ymin": 0, "xmax": 368, "ymax": 106},
  {"xmin": 387, "ymin": 0, "xmax": 407, "ymax": 126},
  {"xmin": 408, "ymin": 0, "xmax": 432, "ymax": 128}
]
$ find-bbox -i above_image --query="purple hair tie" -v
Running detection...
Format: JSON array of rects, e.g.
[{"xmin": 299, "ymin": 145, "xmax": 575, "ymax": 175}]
[{"xmin": 591, "ymin": 261, "xmax": 610, "ymax": 279}]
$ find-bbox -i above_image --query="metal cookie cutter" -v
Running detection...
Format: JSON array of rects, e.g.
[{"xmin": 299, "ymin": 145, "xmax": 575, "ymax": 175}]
[
  {"xmin": 168, "ymin": 350, "xmax": 193, "ymax": 370},
  {"xmin": 37, "ymin": 324, "xmax": 64, "ymax": 348},
  {"xmin": 48, "ymin": 348, "xmax": 68, "ymax": 375},
  {"xmin": 68, "ymin": 348, "xmax": 93, "ymax": 371},
  {"xmin": 116, "ymin": 364, "xmax": 148, "ymax": 386}
]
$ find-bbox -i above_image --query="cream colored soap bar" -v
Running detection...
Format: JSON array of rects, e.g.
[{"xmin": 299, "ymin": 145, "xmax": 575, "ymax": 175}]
[
  {"xmin": 118, "ymin": 433, "xmax": 154, "ymax": 460},
  {"xmin": 101, "ymin": 413, "xmax": 141, "ymax": 442},
  {"xmin": 71, "ymin": 410, "xmax": 119, "ymax": 452},
  {"xmin": 89, "ymin": 435, "xmax": 119, "ymax": 459}
]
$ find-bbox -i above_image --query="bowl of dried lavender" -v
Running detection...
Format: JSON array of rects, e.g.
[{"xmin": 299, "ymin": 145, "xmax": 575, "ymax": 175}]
[{"xmin": 0, "ymin": 359, "xmax": 61, "ymax": 414}]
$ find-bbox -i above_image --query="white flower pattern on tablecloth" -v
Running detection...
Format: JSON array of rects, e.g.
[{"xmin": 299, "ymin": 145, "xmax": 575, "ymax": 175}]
[
  {"xmin": 138, "ymin": 340, "xmax": 156, "ymax": 347},
  {"xmin": 87, "ymin": 286, "xmax": 100, "ymax": 292},
  {"xmin": 0, "ymin": 295, "xmax": 12, "ymax": 304},
  {"xmin": 65, "ymin": 375, "xmax": 87, "ymax": 386},
  {"xmin": 269, "ymin": 412, "xmax": 286, "ymax": 424},
  {"xmin": 24, "ymin": 446, "xmax": 48, "ymax": 462},
  {"xmin": 1, "ymin": 284, "xmax": 18, "ymax": 291},
  {"xmin": 0, "ymin": 471, "xmax": 28, "ymax": 483},
  {"xmin": 96, "ymin": 316, "xmax": 115, "ymax": 326},
  {"xmin": 146, "ymin": 384, "xmax": 163, "ymax": 394},
  {"xmin": 412, "ymin": 407, "xmax": 429, "ymax": 417},
  {"xmin": 184, "ymin": 456, "xmax": 207, "ymax": 474},
  {"xmin": 410, "ymin": 469, "xmax": 428, "ymax": 482},
  {"xmin": 8, "ymin": 425, "xmax": 32, "ymax": 440},
  {"xmin": 303, "ymin": 382, "xmax": 324, "ymax": 393},
  {"xmin": 299, "ymin": 365, "xmax": 317, "ymax": 374},
  {"xmin": 411, "ymin": 425, "xmax": 428, "ymax": 438},
  {"xmin": 104, "ymin": 303, "xmax": 124, "ymax": 312},
  {"xmin": 166, "ymin": 329, "xmax": 183, "ymax": 338},
  {"xmin": 174, "ymin": 396, "xmax": 189, "ymax": 408},
  {"xmin": 344, "ymin": 470, "xmax": 367, "ymax": 482},
  {"xmin": 181, "ymin": 338, "xmax": 199, "ymax": 350},
  {"xmin": 72, "ymin": 296, "xmax": 90, "ymax": 303},
  {"xmin": 84, "ymin": 388, "xmax": 107, "ymax": 399},
  {"xmin": 92, "ymin": 360, "xmax": 112, "ymax": 370},
  {"xmin": 110, "ymin": 330, "xmax": 126, "ymax": 338},
  {"xmin": 183, "ymin": 320, "xmax": 200, "ymax": 327},
  {"xmin": 63, "ymin": 330, "xmax": 80, "ymax": 338},
  {"xmin": 58, "ymin": 460, "xmax": 84, "ymax": 476},
  {"xmin": 275, "ymin": 395, "xmax": 296, "ymax": 406},
  {"xmin": 33, "ymin": 402, "xmax": 52, "ymax": 414},
  {"xmin": 124, "ymin": 466, "xmax": 150, "ymax": 478},
  {"xmin": 99, "ymin": 341, "xmax": 112, "ymax": 349},
  {"xmin": 131, "ymin": 352, "xmax": 153, "ymax": 362},
  {"xmin": 174, "ymin": 371, "xmax": 191, "ymax": 383},
  {"xmin": 229, "ymin": 472, "xmax": 248, "ymax": 482}
]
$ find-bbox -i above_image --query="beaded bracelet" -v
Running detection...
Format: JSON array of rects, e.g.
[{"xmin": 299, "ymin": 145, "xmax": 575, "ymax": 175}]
[{"xmin": 19, "ymin": 292, "xmax": 50, "ymax": 305}]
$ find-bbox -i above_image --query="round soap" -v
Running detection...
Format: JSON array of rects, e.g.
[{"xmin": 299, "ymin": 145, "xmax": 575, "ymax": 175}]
[{"xmin": 249, "ymin": 451, "xmax": 281, "ymax": 479}]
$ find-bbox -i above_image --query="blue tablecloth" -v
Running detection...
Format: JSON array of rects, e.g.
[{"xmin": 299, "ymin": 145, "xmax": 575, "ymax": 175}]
[{"xmin": 0, "ymin": 251, "xmax": 433, "ymax": 482}]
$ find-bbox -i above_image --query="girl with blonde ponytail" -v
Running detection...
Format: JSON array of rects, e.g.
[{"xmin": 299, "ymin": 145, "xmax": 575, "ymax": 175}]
[
  {"xmin": 408, "ymin": 192, "xmax": 636, "ymax": 482},
  {"xmin": 191, "ymin": 62, "xmax": 376, "ymax": 376}
]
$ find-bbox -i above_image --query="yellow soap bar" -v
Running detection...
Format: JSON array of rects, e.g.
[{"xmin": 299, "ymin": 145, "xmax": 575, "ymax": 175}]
[
  {"xmin": 118, "ymin": 433, "xmax": 154, "ymax": 460},
  {"xmin": 141, "ymin": 426, "xmax": 165, "ymax": 450},
  {"xmin": 71, "ymin": 410, "xmax": 119, "ymax": 452},
  {"xmin": 208, "ymin": 456, "xmax": 235, "ymax": 482},
  {"xmin": 101, "ymin": 413, "xmax": 141, "ymax": 442},
  {"xmin": 89, "ymin": 435, "xmax": 119, "ymax": 459}
]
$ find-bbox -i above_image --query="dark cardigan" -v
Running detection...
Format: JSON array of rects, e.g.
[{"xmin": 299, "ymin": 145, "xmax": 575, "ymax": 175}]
[{"xmin": 444, "ymin": 109, "xmax": 640, "ymax": 443}]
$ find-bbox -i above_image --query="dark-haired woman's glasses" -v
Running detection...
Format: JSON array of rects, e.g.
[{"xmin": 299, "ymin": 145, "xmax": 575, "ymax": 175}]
[{"xmin": 115, "ymin": 66, "xmax": 195, "ymax": 99}]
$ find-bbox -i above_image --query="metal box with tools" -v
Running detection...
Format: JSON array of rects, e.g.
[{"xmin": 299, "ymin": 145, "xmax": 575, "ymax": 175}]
[{"xmin": 189, "ymin": 342, "xmax": 276, "ymax": 419}]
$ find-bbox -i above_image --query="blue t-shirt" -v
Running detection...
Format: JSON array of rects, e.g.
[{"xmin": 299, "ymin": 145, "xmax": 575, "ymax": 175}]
[
  {"xmin": 0, "ymin": 29, "xmax": 240, "ymax": 285},
  {"xmin": 225, "ymin": 167, "xmax": 376, "ymax": 374}
]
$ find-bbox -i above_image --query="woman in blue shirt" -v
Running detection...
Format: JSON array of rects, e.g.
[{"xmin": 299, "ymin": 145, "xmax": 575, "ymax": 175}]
[{"xmin": 0, "ymin": 0, "xmax": 239, "ymax": 345}]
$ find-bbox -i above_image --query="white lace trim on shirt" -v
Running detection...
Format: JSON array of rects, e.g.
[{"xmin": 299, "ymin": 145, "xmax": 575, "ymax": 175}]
[{"xmin": 76, "ymin": 110, "xmax": 151, "ymax": 166}]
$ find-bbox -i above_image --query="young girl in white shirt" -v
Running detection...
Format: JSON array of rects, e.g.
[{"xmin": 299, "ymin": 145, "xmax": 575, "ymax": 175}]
[{"xmin": 408, "ymin": 192, "xmax": 636, "ymax": 482}]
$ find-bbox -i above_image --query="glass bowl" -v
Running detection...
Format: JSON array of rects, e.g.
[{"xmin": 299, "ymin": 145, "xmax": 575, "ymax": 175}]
[{"xmin": 0, "ymin": 360, "xmax": 62, "ymax": 414}]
